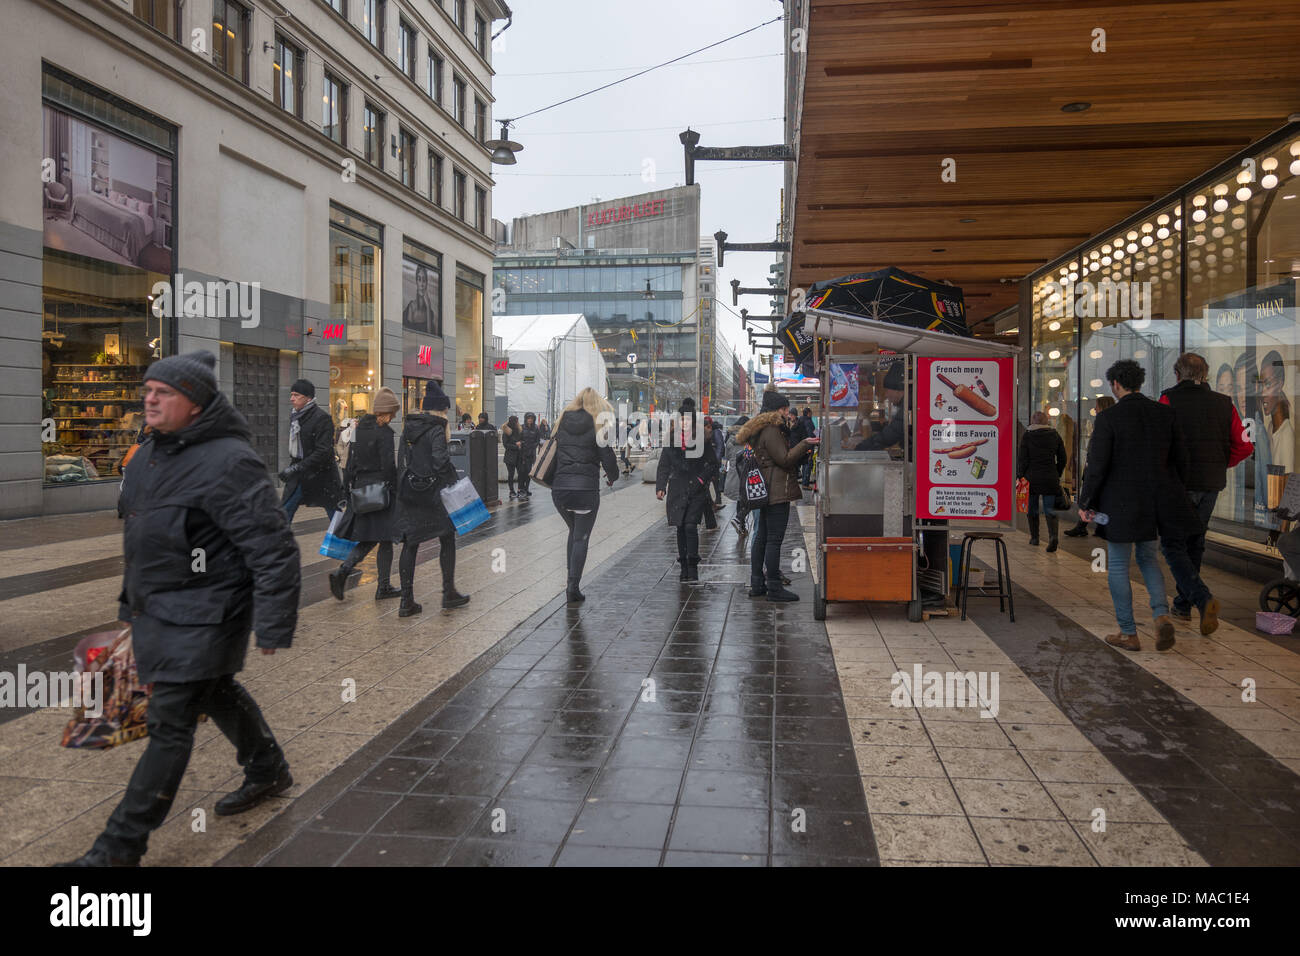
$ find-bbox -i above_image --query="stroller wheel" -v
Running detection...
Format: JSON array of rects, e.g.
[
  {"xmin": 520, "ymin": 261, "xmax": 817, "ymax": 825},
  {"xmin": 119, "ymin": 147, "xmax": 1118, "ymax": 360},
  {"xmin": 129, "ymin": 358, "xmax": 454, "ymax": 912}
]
[{"xmin": 1259, "ymin": 578, "xmax": 1300, "ymax": 617}]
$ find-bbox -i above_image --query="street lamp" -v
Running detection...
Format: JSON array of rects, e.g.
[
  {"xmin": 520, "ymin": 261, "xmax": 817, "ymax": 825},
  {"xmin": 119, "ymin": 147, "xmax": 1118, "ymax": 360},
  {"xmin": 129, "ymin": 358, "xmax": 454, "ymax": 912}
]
[{"xmin": 485, "ymin": 121, "xmax": 524, "ymax": 166}]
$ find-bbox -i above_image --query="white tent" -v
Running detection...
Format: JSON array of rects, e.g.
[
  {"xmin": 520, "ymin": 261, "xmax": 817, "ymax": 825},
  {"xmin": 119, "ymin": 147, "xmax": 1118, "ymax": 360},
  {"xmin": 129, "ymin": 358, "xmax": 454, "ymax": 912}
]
[{"xmin": 493, "ymin": 313, "xmax": 608, "ymax": 424}]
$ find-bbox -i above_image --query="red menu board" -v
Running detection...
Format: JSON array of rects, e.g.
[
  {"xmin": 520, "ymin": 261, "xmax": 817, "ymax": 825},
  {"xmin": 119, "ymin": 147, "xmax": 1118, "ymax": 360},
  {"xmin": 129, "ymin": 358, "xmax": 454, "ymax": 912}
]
[{"xmin": 915, "ymin": 356, "xmax": 1014, "ymax": 521}]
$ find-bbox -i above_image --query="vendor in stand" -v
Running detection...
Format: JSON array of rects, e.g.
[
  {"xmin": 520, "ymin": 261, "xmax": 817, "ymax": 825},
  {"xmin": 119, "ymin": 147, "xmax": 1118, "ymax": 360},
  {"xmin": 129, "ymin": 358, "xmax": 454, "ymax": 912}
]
[{"xmin": 845, "ymin": 359, "xmax": 906, "ymax": 452}]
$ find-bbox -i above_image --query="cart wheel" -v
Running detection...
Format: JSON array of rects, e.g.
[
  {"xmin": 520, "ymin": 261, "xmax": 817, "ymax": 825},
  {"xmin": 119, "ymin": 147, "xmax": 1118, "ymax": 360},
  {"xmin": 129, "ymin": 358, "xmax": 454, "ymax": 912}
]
[
  {"xmin": 1259, "ymin": 578, "xmax": 1300, "ymax": 617},
  {"xmin": 907, "ymin": 599, "xmax": 923, "ymax": 623}
]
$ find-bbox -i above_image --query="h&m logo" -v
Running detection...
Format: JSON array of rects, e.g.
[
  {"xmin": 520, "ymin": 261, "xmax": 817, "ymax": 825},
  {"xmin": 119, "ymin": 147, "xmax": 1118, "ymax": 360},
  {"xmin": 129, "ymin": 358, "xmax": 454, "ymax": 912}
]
[
  {"xmin": 417, "ymin": 346, "xmax": 432, "ymax": 365},
  {"xmin": 322, "ymin": 324, "xmax": 345, "ymax": 339}
]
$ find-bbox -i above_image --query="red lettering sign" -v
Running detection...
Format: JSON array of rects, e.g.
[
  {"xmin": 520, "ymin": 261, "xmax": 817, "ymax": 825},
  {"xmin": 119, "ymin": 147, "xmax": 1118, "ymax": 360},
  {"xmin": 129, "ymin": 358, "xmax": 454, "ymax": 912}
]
[
  {"xmin": 586, "ymin": 199, "xmax": 667, "ymax": 228},
  {"xmin": 323, "ymin": 324, "xmax": 344, "ymax": 339},
  {"xmin": 417, "ymin": 345, "xmax": 432, "ymax": 366},
  {"xmin": 493, "ymin": 359, "xmax": 508, "ymax": 371}
]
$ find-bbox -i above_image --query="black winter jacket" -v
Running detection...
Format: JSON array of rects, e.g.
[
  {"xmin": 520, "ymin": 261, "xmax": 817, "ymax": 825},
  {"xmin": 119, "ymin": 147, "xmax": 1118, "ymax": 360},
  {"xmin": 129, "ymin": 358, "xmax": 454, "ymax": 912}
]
[
  {"xmin": 1016, "ymin": 424, "xmax": 1067, "ymax": 496},
  {"xmin": 1078, "ymin": 392, "xmax": 1197, "ymax": 543},
  {"xmin": 395, "ymin": 413, "xmax": 457, "ymax": 543},
  {"xmin": 339, "ymin": 414, "xmax": 398, "ymax": 542},
  {"xmin": 280, "ymin": 402, "xmax": 343, "ymax": 509},
  {"xmin": 1160, "ymin": 380, "xmax": 1236, "ymax": 492},
  {"xmin": 519, "ymin": 424, "xmax": 540, "ymax": 462},
  {"xmin": 118, "ymin": 392, "xmax": 299, "ymax": 683},
  {"xmin": 552, "ymin": 409, "xmax": 618, "ymax": 492},
  {"xmin": 656, "ymin": 418, "xmax": 720, "ymax": 527}
]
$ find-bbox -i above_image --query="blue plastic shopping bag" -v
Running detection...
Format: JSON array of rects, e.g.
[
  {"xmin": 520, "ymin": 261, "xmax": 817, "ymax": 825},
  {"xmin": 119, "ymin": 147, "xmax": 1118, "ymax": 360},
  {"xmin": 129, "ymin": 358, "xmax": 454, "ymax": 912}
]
[
  {"xmin": 440, "ymin": 476, "xmax": 490, "ymax": 536},
  {"xmin": 319, "ymin": 510, "xmax": 358, "ymax": 560}
]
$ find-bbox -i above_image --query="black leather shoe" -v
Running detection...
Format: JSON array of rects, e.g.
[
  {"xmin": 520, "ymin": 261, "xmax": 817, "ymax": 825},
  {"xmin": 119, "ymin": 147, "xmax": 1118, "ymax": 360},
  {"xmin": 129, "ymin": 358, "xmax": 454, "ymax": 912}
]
[
  {"xmin": 375, "ymin": 584, "xmax": 401, "ymax": 600},
  {"xmin": 328, "ymin": 567, "xmax": 348, "ymax": 601},
  {"xmin": 1063, "ymin": 526, "xmax": 1088, "ymax": 538},
  {"xmin": 442, "ymin": 590, "xmax": 470, "ymax": 609},
  {"xmin": 55, "ymin": 848, "xmax": 139, "ymax": 867},
  {"xmin": 398, "ymin": 601, "xmax": 423, "ymax": 618},
  {"xmin": 767, "ymin": 586, "xmax": 800, "ymax": 603},
  {"xmin": 566, "ymin": 588, "xmax": 586, "ymax": 604},
  {"xmin": 214, "ymin": 767, "xmax": 293, "ymax": 817},
  {"xmin": 747, "ymin": 585, "xmax": 767, "ymax": 598}
]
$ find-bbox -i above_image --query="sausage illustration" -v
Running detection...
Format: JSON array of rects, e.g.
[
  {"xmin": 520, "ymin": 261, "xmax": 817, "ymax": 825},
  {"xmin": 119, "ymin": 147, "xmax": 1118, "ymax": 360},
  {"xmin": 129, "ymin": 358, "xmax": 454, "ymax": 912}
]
[
  {"xmin": 931, "ymin": 438, "xmax": 989, "ymax": 457},
  {"xmin": 936, "ymin": 373, "xmax": 996, "ymax": 417}
]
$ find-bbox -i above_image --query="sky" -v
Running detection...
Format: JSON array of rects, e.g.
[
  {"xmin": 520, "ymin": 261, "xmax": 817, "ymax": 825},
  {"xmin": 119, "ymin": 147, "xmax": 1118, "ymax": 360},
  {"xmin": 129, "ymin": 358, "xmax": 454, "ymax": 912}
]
[{"xmin": 489, "ymin": 0, "xmax": 788, "ymax": 370}]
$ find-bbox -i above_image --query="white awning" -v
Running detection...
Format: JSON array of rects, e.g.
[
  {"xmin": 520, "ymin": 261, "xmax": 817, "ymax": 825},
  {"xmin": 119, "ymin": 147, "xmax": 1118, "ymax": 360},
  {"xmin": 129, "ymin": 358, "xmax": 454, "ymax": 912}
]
[{"xmin": 807, "ymin": 308, "xmax": 1021, "ymax": 359}]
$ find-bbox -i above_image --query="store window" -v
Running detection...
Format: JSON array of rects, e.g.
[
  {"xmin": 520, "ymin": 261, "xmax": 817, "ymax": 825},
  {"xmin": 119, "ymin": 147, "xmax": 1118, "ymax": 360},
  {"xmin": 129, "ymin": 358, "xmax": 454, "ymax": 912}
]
[
  {"xmin": 273, "ymin": 35, "xmax": 304, "ymax": 118},
  {"xmin": 402, "ymin": 376, "xmax": 443, "ymax": 417},
  {"xmin": 455, "ymin": 264, "xmax": 485, "ymax": 419},
  {"xmin": 322, "ymin": 71, "xmax": 347, "ymax": 146},
  {"xmin": 328, "ymin": 205, "xmax": 382, "ymax": 425},
  {"xmin": 402, "ymin": 239, "xmax": 442, "ymax": 337},
  {"xmin": 212, "ymin": 0, "xmax": 250, "ymax": 84},
  {"xmin": 1186, "ymin": 134, "xmax": 1300, "ymax": 536},
  {"xmin": 40, "ymin": 73, "xmax": 175, "ymax": 485},
  {"xmin": 133, "ymin": 0, "xmax": 180, "ymax": 40}
]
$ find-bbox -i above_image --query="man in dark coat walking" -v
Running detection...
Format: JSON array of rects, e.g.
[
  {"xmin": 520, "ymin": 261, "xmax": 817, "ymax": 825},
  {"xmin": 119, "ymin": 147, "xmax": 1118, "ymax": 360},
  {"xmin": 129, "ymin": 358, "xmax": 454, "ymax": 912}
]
[
  {"xmin": 1078, "ymin": 359, "xmax": 1208, "ymax": 652},
  {"xmin": 1159, "ymin": 352, "xmax": 1252, "ymax": 622},
  {"xmin": 280, "ymin": 378, "xmax": 343, "ymax": 523},
  {"xmin": 657, "ymin": 399, "xmax": 719, "ymax": 581},
  {"xmin": 60, "ymin": 351, "xmax": 299, "ymax": 867},
  {"xmin": 1017, "ymin": 411, "xmax": 1067, "ymax": 551}
]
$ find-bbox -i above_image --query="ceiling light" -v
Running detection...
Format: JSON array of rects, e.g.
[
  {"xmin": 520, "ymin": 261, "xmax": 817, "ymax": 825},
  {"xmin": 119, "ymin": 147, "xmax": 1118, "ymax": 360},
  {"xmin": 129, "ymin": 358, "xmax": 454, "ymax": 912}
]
[
  {"xmin": 1048, "ymin": 378, "xmax": 1061, "ymax": 387},
  {"xmin": 1090, "ymin": 349, "xmax": 1103, "ymax": 359},
  {"xmin": 1156, "ymin": 227, "xmax": 1170, "ymax": 239},
  {"xmin": 1048, "ymin": 321, "xmax": 1061, "ymax": 331},
  {"xmin": 1237, "ymin": 186, "xmax": 1252, "ymax": 201},
  {"xmin": 1090, "ymin": 321, "xmax": 1103, "ymax": 331},
  {"xmin": 1090, "ymin": 378, "xmax": 1103, "ymax": 387},
  {"xmin": 1048, "ymin": 349, "xmax": 1061, "ymax": 359}
]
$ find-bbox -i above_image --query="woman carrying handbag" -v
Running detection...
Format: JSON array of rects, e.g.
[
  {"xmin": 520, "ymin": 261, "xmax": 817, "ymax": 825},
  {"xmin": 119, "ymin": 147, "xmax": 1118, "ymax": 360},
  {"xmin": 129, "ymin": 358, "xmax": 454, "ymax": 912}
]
[
  {"xmin": 329, "ymin": 388, "xmax": 401, "ymax": 601},
  {"xmin": 394, "ymin": 382, "xmax": 469, "ymax": 615},
  {"xmin": 655, "ymin": 398, "xmax": 719, "ymax": 581}
]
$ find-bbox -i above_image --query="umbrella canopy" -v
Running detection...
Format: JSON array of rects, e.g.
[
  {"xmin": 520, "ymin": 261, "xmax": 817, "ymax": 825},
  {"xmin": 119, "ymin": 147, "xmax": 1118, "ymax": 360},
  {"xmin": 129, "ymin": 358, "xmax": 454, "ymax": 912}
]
[{"xmin": 779, "ymin": 267, "xmax": 969, "ymax": 363}]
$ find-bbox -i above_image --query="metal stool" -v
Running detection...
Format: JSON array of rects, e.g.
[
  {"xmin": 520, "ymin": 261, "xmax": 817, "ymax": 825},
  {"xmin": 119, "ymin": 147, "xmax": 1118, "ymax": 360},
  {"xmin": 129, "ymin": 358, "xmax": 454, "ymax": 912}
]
[{"xmin": 958, "ymin": 531, "xmax": 1014, "ymax": 622}]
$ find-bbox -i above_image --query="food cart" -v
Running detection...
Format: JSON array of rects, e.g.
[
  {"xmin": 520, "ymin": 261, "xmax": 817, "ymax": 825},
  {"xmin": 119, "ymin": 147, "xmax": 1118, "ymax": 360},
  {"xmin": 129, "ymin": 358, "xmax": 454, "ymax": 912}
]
[{"xmin": 798, "ymin": 307, "xmax": 1020, "ymax": 621}]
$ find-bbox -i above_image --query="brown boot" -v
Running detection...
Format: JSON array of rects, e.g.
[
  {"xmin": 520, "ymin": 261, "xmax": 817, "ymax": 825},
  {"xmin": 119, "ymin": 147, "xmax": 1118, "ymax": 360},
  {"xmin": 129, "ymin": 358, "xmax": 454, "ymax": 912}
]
[
  {"xmin": 1105, "ymin": 632, "xmax": 1141, "ymax": 651},
  {"xmin": 1154, "ymin": 615, "xmax": 1176, "ymax": 651},
  {"xmin": 1198, "ymin": 597, "xmax": 1220, "ymax": 636}
]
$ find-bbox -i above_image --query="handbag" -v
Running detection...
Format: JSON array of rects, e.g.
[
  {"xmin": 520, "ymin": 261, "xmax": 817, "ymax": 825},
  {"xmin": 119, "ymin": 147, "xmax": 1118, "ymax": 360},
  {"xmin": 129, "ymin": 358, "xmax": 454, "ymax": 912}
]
[
  {"xmin": 350, "ymin": 480, "xmax": 390, "ymax": 514},
  {"xmin": 441, "ymin": 476, "xmax": 491, "ymax": 535},
  {"xmin": 1053, "ymin": 490, "xmax": 1073, "ymax": 512},
  {"xmin": 530, "ymin": 434, "xmax": 559, "ymax": 488},
  {"xmin": 740, "ymin": 448, "xmax": 770, "ymax": 508}
]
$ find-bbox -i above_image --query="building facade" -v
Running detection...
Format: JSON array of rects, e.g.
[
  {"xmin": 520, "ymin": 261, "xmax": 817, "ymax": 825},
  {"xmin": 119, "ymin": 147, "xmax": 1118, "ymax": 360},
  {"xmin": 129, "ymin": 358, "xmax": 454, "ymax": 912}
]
[
  {"xmin": 4, "ymin": 0, "xmax": 508, "ymax": 519},
  {"xmin": 1025, "ymin": 122, "xmax": 1300, "ymax": 559},
  {"xmin": 493, "ymin": 185, "xmax": 704, "ymax": 412}
]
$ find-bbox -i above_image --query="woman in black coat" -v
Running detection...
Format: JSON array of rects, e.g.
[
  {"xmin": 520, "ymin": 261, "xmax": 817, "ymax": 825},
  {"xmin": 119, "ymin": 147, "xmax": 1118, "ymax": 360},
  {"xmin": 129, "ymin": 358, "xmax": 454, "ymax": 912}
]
[
  {"xmin": 552, "ymin": 388, "xmax": 619, "ymax": 604},
  {"xmin": 502, "ymin": 414, "xmax": 524, "ymax": 499},
  {"xmin": 517, "ymin": 412, "xmax": 540, "ymax": 498},
  {"xmin": 330, "ymin": 388, "xmax": 400, "ymax": 601},
  {"xmin": 393, "ymin": 382, "xmax": 468, "ymax": 615},
  {"xmin": 655, "ymin": 398, "xmax": 719, "ymax": 581},
  {"xmin": 1017, "ymin": 411, "xmax": 1067, "ymax": 551}
]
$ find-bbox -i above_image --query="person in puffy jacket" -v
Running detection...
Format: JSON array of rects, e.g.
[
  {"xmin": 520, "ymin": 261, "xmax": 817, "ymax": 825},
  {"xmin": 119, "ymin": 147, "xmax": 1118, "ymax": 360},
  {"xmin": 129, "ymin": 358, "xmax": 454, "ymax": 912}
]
[
  {"xmin": 656, "ymin": 398, "xmax": 719, "ymax": 581},
  {"xmin": 735, "ymin": 388, "xmax": 817, "ymax": 602},
  {"xmin": 394, "ymin": 382, "xmax": 468, "ymax": 615},
  {"xmin": 61, "ymin": 351, "xmax": 299, "ymax": 868},
  {"xmin": 517, "ymin": 412, "xmax": 540, "ymax": 497},
  {"xmin": 330, "ymin": 387, "xmax": 401, "ymax": 601},
  {"xmin": 502, "ymin": 414, "xmax": 524, "ymax": 499},
  {"xmin": 1017, "ymin": 410, "xmax": 1068, "ymax": 552},
  {"xmin": 551, "ymin": 387, "xmax": 619, "ymax": 604}
]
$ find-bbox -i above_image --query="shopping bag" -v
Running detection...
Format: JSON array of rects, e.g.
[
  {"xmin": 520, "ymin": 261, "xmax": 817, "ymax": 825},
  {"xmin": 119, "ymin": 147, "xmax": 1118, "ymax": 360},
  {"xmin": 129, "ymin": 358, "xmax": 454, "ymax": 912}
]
[
  {"xmin": 440, "ymin": 476, "xmax": 490, "ymax": 535},
  {"xmin": 530, "ymin": 435, "xmax": 559, "ymax": 488},
  {"xmin": 741, "ymin": 448, "xmax": 770, "ymax": 508},
  {"xmin": 61, "ymin": 626, "xmax": 152, "ymax": 750},
  {"xmin": 1015, "ymin": 477, "xmax": 1030, "ymax": 514},
  {"xmin": 319, "ymin": 510, "xmax": 358, "ymax": 560}
]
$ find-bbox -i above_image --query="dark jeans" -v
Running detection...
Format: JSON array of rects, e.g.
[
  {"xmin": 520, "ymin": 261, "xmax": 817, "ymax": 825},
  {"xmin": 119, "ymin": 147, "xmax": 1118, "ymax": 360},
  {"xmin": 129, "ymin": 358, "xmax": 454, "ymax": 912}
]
[
  {"xmin": 1162, "ymin": 490, "xmax": 1218, "ymax": 615},
  {"xmin": 712, "ymin": 472, "xmax": 724, "ymax": 504},
  {"xmin": 283, "ymin": 483, "xmax": 336, "ymax": 523},
  {"xmin": 343, "ymin": 540, "xmax": 393, "ymax": 585},
  {"xmin": 93, "ymin": 674, "xmax": 284, "ymax": 862},
  {"xmin": 556, "ymin": 504, "xmax": 599, "ymax": 587},
  {"xmin": 750, "ymin": 502, "xmax": 791, "ymax": 588},
  {"xmin": 399, "ymin": 534, "xmax": 457, "ymax": 594},
  {"xmin": 676, "ymin": 524, "xmax": 699, "ymax": 564},
  {"xmin": 506, "ymin": 461, "xmax": 519, "ymax": 494},
  {"xmin": 800, "ymin": 455, "xmax": 814, "ymax": 486},
  {"xmin": 1026, "ymin": 493, "xmax": 1051, "ymax": 517}
]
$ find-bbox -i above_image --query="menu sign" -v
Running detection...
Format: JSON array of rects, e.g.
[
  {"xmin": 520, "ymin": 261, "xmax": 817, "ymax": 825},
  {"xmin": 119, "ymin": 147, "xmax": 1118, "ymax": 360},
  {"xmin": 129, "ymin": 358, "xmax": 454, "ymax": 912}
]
[{"xmin": 915, "ymin": 357, "xmax": 1014, "ymax": 521}]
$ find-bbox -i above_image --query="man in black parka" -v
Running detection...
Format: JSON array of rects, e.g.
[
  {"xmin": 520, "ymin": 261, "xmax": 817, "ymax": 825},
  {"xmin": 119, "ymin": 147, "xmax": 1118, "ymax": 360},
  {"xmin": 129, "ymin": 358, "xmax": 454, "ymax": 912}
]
[
  {"xmin": 60, "ymin": 351, "xmax": 299, "ymax": 867},
  {"xmin": 280, "ymin": 378, "xmax": 343, "ymax": 522}
]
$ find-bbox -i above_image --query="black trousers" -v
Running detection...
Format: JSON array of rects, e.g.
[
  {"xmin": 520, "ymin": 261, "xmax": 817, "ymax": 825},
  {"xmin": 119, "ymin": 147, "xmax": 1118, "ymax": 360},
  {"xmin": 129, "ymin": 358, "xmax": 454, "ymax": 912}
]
[
  {"xmin": 506, "ymin": 462, "xmax": 519, "ymax": 494},
  {"xmin": 750, "ymin": 502, "xmax": 791, "ymax": 587},
  {"xmin": 93, "ymin": 674, "xmax": 284, "ymax": 862},
  {"xmin": 556, "ymin": 505, "xmax": 599, "ymax": 587},
  {"xmin": 400, "ymin": 534, "xmax": 457, "ymax": 593},
  {"xmin": 676, "ymin": 524, "xmax": 700, "ymax": 564},
  {"xmin": 342, "ymin": 540, "xmax": 393, "ymax": 585}
]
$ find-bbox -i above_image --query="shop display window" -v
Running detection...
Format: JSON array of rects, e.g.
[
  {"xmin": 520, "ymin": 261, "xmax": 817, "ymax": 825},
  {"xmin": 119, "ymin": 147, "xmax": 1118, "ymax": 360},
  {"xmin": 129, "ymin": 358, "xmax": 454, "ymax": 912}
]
[{"xmin": 328, "ymin": 205, "xmax": 382, "ymax": 428}]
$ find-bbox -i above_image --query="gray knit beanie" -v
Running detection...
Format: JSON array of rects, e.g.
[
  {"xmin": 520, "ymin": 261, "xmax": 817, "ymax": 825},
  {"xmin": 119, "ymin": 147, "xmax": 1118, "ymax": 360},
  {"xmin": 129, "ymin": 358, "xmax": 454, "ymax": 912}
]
[{"xmin": 145, "ymin": 350, "xmax": 218, "ymax": 409}]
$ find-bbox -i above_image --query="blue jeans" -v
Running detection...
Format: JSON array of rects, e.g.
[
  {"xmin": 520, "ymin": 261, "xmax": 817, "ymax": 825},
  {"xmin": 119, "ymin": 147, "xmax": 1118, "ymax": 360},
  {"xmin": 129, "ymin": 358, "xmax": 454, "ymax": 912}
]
[
  {"xmin": 1162, "ymin": 490, "xmax": 1217, "ymax": 616},
  {"xmin": 1107, "ymin": 539, "xmax": 1168, "ymax": 635},
  {"xmin": 283, "ymin": 483, "xmax": 336, "ymax": 523},
  {"xmin": 1026, "ymin": 493, "xmax": 1051, "ymax": 517}
]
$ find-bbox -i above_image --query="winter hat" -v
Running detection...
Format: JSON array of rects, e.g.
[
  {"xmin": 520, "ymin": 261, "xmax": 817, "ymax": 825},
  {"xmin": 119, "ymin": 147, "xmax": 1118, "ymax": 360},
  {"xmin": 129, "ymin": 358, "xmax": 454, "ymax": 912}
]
[
  {"xmin": 145, "ymin": 350, "xmax": 218, "ymax": 409},
  {"xmin": 372, "ymin": 387, "xmax": 399, "ymax": 416},
  {"xmin": 422, "ymin": 380, "xmax": 451, "ymax": 411},
  {"xmin": 679, "ymin": 397, "xmax": 696, "ymax": 415},
  {"xmin": 760, "ymin": 388, "xmax": 790, "ymax": 413},
  {"xmin": 290, "ymin": 378, "xmax": 316, "ymax": 399},
  {"xmin": 882, "ymin": 360, "xmax": 905, "ymax": 391}
]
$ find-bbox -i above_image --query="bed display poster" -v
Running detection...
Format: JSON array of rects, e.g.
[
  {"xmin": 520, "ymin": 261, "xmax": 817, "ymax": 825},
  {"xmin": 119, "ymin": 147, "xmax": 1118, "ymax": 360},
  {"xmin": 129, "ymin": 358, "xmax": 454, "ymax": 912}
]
[{"xmin": 915, "ymin": 356, "xmax": 1014, "ymax": 521}]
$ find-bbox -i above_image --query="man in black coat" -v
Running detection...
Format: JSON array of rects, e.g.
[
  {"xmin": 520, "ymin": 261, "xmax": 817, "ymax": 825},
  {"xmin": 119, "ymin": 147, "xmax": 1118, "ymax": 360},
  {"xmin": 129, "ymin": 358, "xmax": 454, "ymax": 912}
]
[
  {"xmin": 1159, "ymin": 352, "xmax": 1253, "ymax": 622},
  {"xmin": 60, "ymin": 351, "xmax": 299, "ymax": 867},
  {"xmin": 1078, "ymin": 360, "xmax": 1212, "ymax": 653},
  {"xmin": 280, "ymin": 378, "xmax": 343, "ymax": 523}
]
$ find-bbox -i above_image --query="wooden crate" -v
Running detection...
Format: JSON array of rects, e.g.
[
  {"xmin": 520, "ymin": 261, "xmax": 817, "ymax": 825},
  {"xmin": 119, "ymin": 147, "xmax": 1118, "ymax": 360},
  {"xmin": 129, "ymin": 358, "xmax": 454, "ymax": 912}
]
[{"xmin": 825, "ymin": 537, "xmax": 913, "ymax": 602}]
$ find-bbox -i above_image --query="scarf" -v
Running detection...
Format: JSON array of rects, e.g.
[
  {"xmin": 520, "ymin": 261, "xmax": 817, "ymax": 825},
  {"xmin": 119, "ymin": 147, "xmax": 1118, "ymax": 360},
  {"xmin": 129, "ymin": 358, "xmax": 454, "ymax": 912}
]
[{"xmin": 289, "ymin": 400, "xmax": 316, "ymax": 459}]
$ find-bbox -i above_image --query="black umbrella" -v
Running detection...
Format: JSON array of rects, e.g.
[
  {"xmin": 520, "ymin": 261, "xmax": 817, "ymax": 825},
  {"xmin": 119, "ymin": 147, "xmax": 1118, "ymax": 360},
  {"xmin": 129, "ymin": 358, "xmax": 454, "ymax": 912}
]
[{"xmin": 778, "ymin": 267, "xmax": 969, "ymax": 362}]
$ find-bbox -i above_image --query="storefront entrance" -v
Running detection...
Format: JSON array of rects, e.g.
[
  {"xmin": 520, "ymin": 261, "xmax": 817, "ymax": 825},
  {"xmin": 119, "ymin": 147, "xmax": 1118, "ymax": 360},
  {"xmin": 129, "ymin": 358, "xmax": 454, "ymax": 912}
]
[{"xmin": 232, "ymin": 345, "xmax": 279, "ymax": 475}]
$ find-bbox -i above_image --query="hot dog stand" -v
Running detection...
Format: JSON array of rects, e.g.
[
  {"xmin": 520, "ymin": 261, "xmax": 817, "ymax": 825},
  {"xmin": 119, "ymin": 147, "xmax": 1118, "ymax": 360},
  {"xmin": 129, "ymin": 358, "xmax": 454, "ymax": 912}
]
[{"xmin": 795, "ymin": 307, "xmax": 1020, "ymax": 621}]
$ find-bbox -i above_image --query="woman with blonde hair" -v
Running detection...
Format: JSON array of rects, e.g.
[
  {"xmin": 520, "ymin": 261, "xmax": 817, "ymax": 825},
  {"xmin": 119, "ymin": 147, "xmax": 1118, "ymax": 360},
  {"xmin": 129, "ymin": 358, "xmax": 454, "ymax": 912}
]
[{"xmin": 551, "ymin": 387, "xmax": 619, "ymax": 604}]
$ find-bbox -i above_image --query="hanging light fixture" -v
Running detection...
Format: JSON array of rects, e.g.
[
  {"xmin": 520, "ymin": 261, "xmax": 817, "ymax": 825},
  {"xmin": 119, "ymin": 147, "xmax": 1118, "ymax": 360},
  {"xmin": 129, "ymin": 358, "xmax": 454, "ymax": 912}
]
[
  {"xmin": 1192, "ymin": 194, "xmax": 1207, "ymax": 222},
  {"xmin": 1213, "ymin": 184, "xmax": 1229, "ymax": 213},
  {"xmin": 1262, "ymin": 157, "xmax": 1279, "ymax": 189},
  {"xmin": 1290, "ymin": 139, "xmax": 1300, "ymax": 176},
  {"xmin": 485, "ymin": 120, "xmax": 524, "ymax": 166}
]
